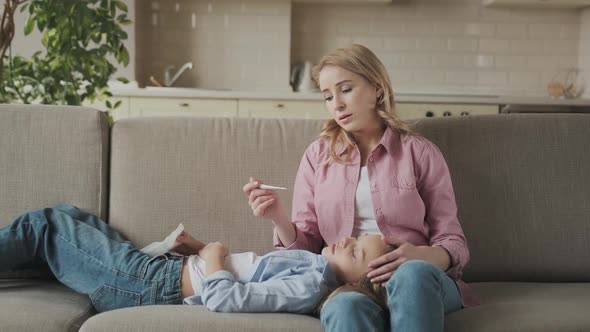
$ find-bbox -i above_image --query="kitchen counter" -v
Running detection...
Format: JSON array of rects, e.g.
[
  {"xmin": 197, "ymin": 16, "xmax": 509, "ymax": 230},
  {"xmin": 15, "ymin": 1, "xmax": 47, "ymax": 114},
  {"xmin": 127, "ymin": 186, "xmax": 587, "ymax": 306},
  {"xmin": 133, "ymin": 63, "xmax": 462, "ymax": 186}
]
[{"xmin": 110, "ymin": 85, "xmax": 590, "ymax": 107}]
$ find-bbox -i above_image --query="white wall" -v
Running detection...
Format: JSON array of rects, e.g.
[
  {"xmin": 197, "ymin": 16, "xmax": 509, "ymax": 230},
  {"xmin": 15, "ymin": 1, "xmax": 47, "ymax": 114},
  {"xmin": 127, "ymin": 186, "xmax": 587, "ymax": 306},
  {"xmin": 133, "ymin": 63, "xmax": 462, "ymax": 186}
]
[
  {"xmin": 292, "ymin": 0, "xmax": 582, "ymax": 96},
  {"xmin": 10, "ymin": 0, "xmax": 135, "ymax": 83},
  {"xmin": 135, "ymin": 0, "xmax": 291, "ymax": 91}
]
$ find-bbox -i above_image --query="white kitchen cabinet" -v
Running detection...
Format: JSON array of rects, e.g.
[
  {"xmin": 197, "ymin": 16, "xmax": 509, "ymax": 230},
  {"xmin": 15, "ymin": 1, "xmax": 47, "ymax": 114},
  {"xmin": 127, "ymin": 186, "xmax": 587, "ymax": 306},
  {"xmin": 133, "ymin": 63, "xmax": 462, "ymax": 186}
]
[
  {"xmin": 483, "ymin": 0, "xmax": 590, "ymax": 8},
  {"xmin": 83, "ymin": 96, "xmax": 131, "ymax": 122},
  {"xmin": 238, "ymin": 99, "xmax": 329, "ymax": 119},
  {"xmin": 129, "ymin": 97, "xmax": 239, "ymax": 118},
  {"xmin": 396, "ymin": 103, "xmax": 499, "ymax": 120}
]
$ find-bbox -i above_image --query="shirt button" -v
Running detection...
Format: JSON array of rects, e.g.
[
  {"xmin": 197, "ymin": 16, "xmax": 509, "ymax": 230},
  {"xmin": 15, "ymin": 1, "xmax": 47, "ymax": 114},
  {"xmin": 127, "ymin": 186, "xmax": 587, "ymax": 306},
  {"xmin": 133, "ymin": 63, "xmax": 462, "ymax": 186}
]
[
  {"xmin": 369, "ymin": 157, "xmax": 374, "ymax": 162},
  {"xmin": 371, "ymin": 182, "xmax": 376, "ymax": 188},
  {"xmin": 376, "ymin": 209, "xmax": 382, "ymax": 215}
]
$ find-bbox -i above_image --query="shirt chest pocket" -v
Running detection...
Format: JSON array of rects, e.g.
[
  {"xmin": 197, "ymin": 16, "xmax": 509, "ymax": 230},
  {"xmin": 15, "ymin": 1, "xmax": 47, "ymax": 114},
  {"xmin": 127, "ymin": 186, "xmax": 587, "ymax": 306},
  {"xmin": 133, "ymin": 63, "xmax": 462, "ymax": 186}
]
[{"xmin": 390, "ymin": 177, "xmax": 416, "ymax": 190}]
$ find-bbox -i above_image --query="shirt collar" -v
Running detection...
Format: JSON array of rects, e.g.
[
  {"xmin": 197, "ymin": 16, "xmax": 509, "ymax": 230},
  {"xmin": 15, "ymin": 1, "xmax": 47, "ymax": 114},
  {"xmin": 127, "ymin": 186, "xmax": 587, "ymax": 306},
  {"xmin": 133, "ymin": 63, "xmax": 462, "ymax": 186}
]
[
  {"xmin": 379, "ymin": 126, "xmax": 400, "ymax": 158},
  {"xmin": 318, "ymin": 256, "xmax": 343, "ymax": 288},
  {"xmin": 335, "ymin": 126, "xmax": 399, "ymax": 158}
]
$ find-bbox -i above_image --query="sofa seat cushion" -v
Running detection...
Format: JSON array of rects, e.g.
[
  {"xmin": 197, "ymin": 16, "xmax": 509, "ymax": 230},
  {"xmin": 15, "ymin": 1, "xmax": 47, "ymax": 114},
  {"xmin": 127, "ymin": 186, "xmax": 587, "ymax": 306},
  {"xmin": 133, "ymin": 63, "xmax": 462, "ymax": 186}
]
[
  {"xmin": 80, "ymin": 305, "xmax": 322, "ymax": 332},
  {"xmin": 446, "ymin": 282, "xmax": 590, "ymax": 331},
  {"xmin": 0, "ymin": 279, "xmax": 94, "ymax": 332}
]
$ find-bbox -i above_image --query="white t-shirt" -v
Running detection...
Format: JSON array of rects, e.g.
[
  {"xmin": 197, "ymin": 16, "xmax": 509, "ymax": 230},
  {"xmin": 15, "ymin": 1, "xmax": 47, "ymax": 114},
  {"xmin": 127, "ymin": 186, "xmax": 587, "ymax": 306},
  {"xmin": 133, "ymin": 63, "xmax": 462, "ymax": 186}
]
[
  {"xmin": 187, "ymin": 252, "xmax": 261, "ymax": 296},
  {"xmin": 352, "ymin": 166, "xmax": 382, "ymax": 237},
  {"xmin": 139, "ymin": 224, "xmax": 262, "ymax": 297}
]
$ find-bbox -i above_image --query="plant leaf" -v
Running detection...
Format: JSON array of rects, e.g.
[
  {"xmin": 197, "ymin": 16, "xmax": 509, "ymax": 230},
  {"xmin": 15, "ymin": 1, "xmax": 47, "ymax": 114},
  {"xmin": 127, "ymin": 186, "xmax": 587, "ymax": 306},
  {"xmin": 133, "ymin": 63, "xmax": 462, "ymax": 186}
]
[
  {"xmin": 114, "ymin": 1, "xmax": 128, "ymax": 12},
  {"xmin": 24, "ymin": 17, "xmax": 35, "ymax": 35}
]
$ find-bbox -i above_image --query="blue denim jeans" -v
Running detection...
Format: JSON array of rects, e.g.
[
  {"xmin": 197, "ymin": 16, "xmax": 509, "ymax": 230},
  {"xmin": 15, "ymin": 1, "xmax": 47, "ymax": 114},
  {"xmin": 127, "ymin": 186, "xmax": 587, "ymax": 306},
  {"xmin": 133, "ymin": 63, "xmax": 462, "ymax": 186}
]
[
  {"xmin": 321, "ymin": 260, "xmax": 462, "ymax": 332},
  {"xmin": 0, "ymin": 204, "xmax": 184, "ymax": 312}
]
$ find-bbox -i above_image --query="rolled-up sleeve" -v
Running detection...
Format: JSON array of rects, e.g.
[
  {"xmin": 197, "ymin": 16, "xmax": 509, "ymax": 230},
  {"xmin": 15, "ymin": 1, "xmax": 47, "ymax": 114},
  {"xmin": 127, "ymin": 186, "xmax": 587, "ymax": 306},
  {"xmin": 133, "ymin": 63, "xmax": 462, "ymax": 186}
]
[
  {"xmin": 273, "ymin": 142, "xmax": 324, "ymax": 253},
  {"xmin": 415, "ymin": 141, "xmax": 470, "ymax": 279}
]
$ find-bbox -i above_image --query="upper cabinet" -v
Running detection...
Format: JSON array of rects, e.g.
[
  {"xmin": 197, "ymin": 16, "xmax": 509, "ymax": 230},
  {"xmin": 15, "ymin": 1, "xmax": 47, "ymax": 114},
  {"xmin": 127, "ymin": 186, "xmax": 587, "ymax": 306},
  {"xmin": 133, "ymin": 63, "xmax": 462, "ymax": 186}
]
[{"xmin": 483, "ymin": 0, "xmax": 590, "ymax": 8}]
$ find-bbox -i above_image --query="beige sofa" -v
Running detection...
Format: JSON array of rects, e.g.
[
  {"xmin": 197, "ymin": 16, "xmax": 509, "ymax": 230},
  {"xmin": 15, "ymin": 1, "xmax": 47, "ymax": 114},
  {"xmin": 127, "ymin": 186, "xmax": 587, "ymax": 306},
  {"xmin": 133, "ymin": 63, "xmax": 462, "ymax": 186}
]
[{"xmin": 1, "ymin": 104, "xmax": 590, "ymax": 332}]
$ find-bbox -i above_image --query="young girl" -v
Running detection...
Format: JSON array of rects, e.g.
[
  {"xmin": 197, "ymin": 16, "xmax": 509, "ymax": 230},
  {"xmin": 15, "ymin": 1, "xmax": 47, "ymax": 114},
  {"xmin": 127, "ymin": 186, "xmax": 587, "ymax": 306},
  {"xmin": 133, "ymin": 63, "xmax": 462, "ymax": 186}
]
[{"xmin": 0, "ymin": 204, "xmax": 392, "ymax": 314}]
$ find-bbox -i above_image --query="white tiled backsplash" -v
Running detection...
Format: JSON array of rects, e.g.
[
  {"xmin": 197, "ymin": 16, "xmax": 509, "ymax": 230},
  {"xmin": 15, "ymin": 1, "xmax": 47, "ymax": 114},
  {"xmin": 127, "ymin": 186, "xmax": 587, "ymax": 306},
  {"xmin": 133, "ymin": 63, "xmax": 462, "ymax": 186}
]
[
  {"xmin": 136, "ymin": 0, "xmax": 291, "ymax": 91},
  {"xmin": 8, "ymin": 0, "xmax": 590, "ymax": 96},
  {"xmin": 292, "ymin": 0, "xmax": 585, "ymax": 96},
  {"xmin": 580, "ymin": 8, "xmax": 590, "ymax": 98}
]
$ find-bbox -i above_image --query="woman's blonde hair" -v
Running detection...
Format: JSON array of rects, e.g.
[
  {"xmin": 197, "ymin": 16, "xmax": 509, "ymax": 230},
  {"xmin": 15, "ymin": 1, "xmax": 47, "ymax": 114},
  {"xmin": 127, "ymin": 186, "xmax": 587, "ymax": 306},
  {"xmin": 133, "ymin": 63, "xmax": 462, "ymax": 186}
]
[{"xmin": 311, "ymin": 44, "xmax": 414, "ymax": 165}]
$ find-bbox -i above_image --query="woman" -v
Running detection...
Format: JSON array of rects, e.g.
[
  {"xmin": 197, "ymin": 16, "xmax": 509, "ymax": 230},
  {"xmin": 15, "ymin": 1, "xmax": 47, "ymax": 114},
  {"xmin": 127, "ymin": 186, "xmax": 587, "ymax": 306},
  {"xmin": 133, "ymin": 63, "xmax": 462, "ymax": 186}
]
[{"xmin": 243, "ymin": 44, "xmax": 477, "ymax": 331}]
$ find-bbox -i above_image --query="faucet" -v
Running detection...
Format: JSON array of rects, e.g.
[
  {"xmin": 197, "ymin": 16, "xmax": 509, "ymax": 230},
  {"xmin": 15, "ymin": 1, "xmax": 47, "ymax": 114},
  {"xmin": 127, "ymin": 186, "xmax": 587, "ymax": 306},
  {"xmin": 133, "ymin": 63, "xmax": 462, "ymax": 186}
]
[{"xmin": 164, "ymin": 62, "xmax": 193, "ymax": 87}]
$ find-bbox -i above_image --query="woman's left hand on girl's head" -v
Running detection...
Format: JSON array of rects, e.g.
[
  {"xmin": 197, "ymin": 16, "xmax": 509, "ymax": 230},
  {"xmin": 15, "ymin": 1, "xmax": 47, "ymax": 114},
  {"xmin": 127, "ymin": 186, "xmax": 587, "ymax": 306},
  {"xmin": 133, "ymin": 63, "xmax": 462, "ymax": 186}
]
[{"xmin": 367, "ymin": 235, "xmax": 431, "ymax": 285}]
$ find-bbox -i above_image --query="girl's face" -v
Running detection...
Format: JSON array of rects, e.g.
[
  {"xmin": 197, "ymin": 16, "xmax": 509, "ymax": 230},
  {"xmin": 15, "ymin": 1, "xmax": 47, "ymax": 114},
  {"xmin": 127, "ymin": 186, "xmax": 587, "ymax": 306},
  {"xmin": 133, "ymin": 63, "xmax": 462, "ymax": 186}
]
[
  {"xmin": 318, "ymin": 65, "xmax": 382, "ymax": 134},
  {"xmin": 322, "ymin": 234, "xmax": 390, "ymax": 284}
]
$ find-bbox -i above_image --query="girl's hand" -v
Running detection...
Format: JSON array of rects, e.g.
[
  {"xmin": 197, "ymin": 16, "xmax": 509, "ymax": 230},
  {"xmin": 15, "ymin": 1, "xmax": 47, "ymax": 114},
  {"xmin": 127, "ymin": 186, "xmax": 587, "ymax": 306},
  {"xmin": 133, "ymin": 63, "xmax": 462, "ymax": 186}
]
[
  {"xmin": 198, "ymin": 241, "xmax": 229, "ymax": 261},
  {"xmin": 199, "ymin": 242, "xmax": 229, "ymax": 276},
  {"xmin": 367, "ymin": 236, "xmax": 437, "ymax": 285},
  {"xmin": 174, "ymin": 231, "xmax": 206, "ymax": 256},
  {"xmin": 242, "ymin": 177, "xmax": 288, "ymax": 223}
]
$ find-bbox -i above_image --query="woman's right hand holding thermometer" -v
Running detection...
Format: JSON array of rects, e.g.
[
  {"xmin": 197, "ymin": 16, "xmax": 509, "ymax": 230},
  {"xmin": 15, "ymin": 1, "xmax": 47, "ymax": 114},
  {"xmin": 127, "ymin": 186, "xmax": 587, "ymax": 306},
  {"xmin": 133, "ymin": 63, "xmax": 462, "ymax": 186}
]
[{"xmin": 243, "ymin": 177, "xmax": 296, "ymax": 246}]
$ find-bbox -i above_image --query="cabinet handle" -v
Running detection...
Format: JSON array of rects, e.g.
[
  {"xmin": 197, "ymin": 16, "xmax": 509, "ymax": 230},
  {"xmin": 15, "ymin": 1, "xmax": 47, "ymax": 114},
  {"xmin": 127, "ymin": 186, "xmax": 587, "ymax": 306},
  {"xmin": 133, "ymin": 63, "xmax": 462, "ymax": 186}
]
[
  {"xmin": 460, "ymin": 111, "xmax": 470, "ymax": 116},
  {"xmin": 425, "ymin": 111, "xmax": 434, "ymax": 117},
  {"xmin": 179, "ymin": 103, "xmax": 189, "ymax": 107},
  {"xmin": 276, "ymin": 104, "xmax": 285, "ymax": 108},
  {"xmin": 443, "ymin": 111, "xmax": 452, "ymax": 116}
]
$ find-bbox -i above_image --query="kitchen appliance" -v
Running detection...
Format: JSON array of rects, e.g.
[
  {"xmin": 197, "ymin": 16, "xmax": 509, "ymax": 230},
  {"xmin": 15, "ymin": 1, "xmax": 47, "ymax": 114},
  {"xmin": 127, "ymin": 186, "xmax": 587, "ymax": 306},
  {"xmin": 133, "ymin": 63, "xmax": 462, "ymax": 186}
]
[{"xmin": 290, "ymin": 61, "xmax": 317, "ymax": 93}]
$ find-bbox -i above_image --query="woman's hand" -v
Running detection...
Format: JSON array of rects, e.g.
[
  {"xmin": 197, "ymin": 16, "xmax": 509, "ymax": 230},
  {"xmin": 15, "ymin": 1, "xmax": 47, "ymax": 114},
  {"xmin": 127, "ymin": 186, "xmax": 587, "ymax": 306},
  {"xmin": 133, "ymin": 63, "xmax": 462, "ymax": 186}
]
[
  {"xmin": 367, "ymin": 236, "xmax": 451, "ymax": 285},
  {"xmin": 174, "ymin": 231, "xmax": 206, "ymax": 256},
  {"xmin": 242, "ymin": 177, "xmax": 289, "ymax": 224},
  {"xmin": 242, "ymin": 177, "xmax": 297, "ymax": 247}
]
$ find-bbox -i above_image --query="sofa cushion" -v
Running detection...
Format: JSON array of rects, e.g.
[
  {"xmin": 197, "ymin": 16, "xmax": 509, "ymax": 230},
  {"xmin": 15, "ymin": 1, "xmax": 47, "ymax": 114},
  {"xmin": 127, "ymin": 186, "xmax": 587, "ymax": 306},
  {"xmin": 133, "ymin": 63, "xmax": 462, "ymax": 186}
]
[
  {"xmin": 0, "ymin": 105, "xmax": 110, "ymax": 279},
  {"xmin": 108, "ymin": 117, "xmax": 323, "ymax": 253},
  {"xmin": 0, "ymin": 279, "xmax": 94, "ymax": 332},
  {"xmin": 79, "ymin": 305, "xmax": 322, "ymax": 332},
  {"xmin": 445, "ymin": 282, "xmax": 590, "ymax": 331},
  {"xmin": 0, "ymin": 105, "xmax": 110, "ymax": 224},
  {"xmin": 414, "ymin": 114, "xmax": 590, "ymax": 282}
]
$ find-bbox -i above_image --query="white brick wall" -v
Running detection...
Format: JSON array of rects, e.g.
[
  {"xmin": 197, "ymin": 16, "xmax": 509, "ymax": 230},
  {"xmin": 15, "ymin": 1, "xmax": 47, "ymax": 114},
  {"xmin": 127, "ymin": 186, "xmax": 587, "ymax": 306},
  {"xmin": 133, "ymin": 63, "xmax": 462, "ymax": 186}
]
[
  {"xmin": 580, "ymin": 8, "xmax": 590, "ymax": 98},
  {"xmin": 136, "ymin": 0, "xmax": 291, "ymax": 91},
  {"xmin": 292, "ymin": 0, "xmax": 582, "ymax": 96}
]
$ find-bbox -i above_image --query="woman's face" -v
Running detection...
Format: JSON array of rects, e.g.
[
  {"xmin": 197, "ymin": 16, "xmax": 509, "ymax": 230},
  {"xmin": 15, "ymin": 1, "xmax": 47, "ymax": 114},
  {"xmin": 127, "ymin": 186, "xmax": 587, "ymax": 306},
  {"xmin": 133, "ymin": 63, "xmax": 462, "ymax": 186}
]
[{"xmin": 318, "ymin": 65, "xmax": 382, "ymax": 134}]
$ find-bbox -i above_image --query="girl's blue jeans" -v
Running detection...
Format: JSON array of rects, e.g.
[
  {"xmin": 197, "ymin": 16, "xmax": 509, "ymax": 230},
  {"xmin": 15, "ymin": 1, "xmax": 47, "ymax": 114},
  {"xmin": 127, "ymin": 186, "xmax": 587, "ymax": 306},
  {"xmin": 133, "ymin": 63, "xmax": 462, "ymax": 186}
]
[
  {"xmin": 320, "ymin": 260, "xmax": 463, "ymax": 332},
  {"xmin": 0, "ymin": 204, "xmax": 184, "ymax": 312}
]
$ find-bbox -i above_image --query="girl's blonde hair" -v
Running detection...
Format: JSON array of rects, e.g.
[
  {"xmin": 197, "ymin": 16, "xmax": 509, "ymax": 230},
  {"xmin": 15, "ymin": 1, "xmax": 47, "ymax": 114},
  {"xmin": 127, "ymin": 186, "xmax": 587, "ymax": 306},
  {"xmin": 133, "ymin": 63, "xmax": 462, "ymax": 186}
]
[
  {"xmin": 314, "ymin": 274, "xmax": 388, "ymax": 317},
  {"xmin": 314, "ymin": 244, "xmax": 397, "ymax": 316},
  {"xmin": 311, "ymin": 44, "xmax": 414, "ymax": 165}
]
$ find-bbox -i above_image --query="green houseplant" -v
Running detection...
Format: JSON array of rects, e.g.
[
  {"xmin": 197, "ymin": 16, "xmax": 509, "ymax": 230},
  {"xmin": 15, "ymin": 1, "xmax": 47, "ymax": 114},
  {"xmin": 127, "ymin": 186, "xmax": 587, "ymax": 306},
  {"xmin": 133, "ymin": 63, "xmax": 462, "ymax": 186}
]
[{"xmin": 0, "ymin": 0, "xmax": 131, "ymax": 116}]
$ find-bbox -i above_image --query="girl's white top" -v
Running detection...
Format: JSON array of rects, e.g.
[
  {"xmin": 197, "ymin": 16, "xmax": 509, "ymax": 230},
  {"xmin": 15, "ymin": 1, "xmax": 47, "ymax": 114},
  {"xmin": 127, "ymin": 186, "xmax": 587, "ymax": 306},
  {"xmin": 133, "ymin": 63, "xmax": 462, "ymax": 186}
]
[
  {"xmin": 187, "ymin": 252, "xmax": 261, "ymax": 296},
  {"xmin": 140, "ymin": 224, "xmax": 262, "ymax": 296}
]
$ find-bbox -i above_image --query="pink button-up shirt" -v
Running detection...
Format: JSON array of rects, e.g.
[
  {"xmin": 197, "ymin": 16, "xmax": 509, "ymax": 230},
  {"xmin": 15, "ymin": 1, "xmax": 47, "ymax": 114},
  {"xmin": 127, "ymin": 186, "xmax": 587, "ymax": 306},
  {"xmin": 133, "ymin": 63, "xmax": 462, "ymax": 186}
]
[{"xmin": 274, "ymin": 126, "xmax": 478, "ymax": 307}]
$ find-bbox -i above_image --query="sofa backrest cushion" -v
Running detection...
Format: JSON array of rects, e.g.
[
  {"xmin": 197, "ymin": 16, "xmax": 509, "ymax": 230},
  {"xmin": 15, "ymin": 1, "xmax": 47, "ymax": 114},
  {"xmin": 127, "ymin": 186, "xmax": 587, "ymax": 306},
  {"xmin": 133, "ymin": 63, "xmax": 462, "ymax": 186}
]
[
  {"xmin": 109, "ymin": 113, "xmax": 590, "ymax": 283},
  {"xmin": 0, "ymin": 105, "xmax": 110, "ymax": 278},
  {"xmin": 108, "ymin": 117, "xmax": 324, "ymax": 254},
  {"xmin": 415, "ymin": 113, "xmax": 590, "ymax": 282},
  {"xmin": 0, "ymin": 105, "xmax": 109, "ymax": 224}
]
